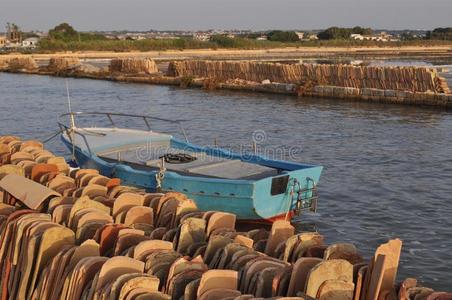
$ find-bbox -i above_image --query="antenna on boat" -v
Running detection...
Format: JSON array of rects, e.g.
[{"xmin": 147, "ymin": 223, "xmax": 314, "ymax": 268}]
[
  {"xmin": 66, "ymin": 79, "xmax": 76, "ymax": 129},
  {"xmin": 65, "ymin": 79, "xmax": 78, "ymax": 163}
]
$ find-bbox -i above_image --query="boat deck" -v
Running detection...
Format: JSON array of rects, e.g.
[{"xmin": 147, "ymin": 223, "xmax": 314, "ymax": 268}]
[{"xmin": 69, "ymin": 128, "xmax": 280, "ymax": 180}]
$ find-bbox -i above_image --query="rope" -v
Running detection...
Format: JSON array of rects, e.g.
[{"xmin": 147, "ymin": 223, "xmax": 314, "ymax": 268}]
[{"xmin": 155, "ymin": 157, "xmax": 166, "ymax": 192}]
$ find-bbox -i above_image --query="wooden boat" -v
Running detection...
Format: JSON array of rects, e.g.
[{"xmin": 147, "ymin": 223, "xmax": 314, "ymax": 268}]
[{"xmin": 59, "ymin": 112, "xmax": 323, "ymax": 223}]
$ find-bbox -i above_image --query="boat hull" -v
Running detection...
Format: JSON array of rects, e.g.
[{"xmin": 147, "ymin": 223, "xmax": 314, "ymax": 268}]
[{"xmin": 62, "ymin": 135, "xmax": 322, "ymax": 222}]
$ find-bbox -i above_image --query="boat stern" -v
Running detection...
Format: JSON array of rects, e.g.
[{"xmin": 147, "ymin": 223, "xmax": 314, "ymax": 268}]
[{"xmin": 252, "ymin": 165, "xmax": 323, "ymax": 222}]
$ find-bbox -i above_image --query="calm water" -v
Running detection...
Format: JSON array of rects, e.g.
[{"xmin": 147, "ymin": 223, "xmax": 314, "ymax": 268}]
[{"xmin": 1, "ymin": 72, "xmax": 451, "ymax": 290}]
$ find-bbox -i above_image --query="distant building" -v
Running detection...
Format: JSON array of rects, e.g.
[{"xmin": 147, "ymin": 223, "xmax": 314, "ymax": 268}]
[
  {"xmin": 22, "ymin": 37, "xmax": 39, "ymax": 48},
  {"xmin": 306, "ymin": 34, "xmax": 319, "ymax": 40},
  {"xmin": 295, "ymin": 32, "xmax": 305, "ymax": 40},
  {"xmin": 256, "ymin": 35, "xmax": 268, "ymax": 41},
  {"xmin": 0, "ymin": 36, "xmax": 6, "ymax": 48},
  {"xmin": 350, "ymin": 32, "xmax": 399, "ymax": 42},
  {"xmin": 193, "ymin": 32, "xmax": 211, "ymax": 41},
  {"xmin": 350, "ymin": 34, "xmax": 365, "ymax": 40}
]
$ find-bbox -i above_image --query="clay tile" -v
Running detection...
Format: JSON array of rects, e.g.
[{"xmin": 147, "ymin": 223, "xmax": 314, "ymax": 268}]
[
  {"xmin": 31, "ymin": 163, "xmax": 59, "ymax": 182},
  {"xmin": 206, "ymin": 212, "xmax": 236, "ymax": 237},
  {"xmin": 305, "ymin": 259, "xmax": 353, "ymax": 298},
  {"xmin": 112, "ymin": 193, "xmax": 145, "ymax": 217},
  {"xmin": 96, "ymin": 256, "xmax": 145, "ymax": 290},
  {"xmin": 0, "ymin": 173, "xmax": 61, "ymax": 210},
  {"xmin": 287, "ymin": 257, "xmax": 322, "ymax": 296},
  {"xmin": 197, "ymin": 270, "xmax": 238, "ymax": 297},
  {"xmin": 0, "ymin": 164, "xmax": 25, "ymax": 179},
  {"xmin": 316, "ymin": 279, "xmax": 354, "ymax": 299},
  {"xmin": 81, "ymin": 184, "xmax": 108, "ymax": 198},
  {"xmin": 133, "ymin": 240, "xmax": 173, "ymax": 260},
  {"xmin": 324, "ymin": 243, "xmax": 363, "ymax": 264},
  {"xmin": 177, "ymin": 218, "xmax": 206, "ymax": 255},
  {"xmin": 264, "ymin": 220, "xmax": 294, "ymax": 257},
  {"xmin": 124, "ymin": 206, "xmax": 154, "ymax": 226},
  {"xmin": 118, "ymin": 275, "xmax": 160, "ymax": 299},
  {"xmin": 234, "ymin": 235, "xmax": 254, "ymax": 248},
  {"xmin": 10, "ymin": 151, "xmax": 34, "ymax": 164},
  {"xmin": 19, "ymin": 140, "xmax": 43, "ymax": 151}
]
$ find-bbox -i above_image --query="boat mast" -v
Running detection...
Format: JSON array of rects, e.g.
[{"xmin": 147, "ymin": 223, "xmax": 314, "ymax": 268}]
[{"xmin": 66, "ymin": 79, "xmax": 76, "ymax": 129}]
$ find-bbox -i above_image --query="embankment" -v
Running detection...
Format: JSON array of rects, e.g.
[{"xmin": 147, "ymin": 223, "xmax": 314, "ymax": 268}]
[{"xmin": 1, "ymin": 56, "xmax": 451, "ymax": 108}]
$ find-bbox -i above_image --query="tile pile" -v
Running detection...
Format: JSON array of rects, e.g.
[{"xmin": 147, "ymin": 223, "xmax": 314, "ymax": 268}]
[
  {"xmin": 0, "ymin": 135, "xmax": 450, "ymax": 300},
  {"xmin": 46, "ymin": 57, "xmax": 82, "ymax": 73},
  {"xmin": 0, "ymin": 57, "xmax": 39, "ymax": 72},
  {"xmin": 109, "ymin": 58, "xmax": 159, "ymax": 75},
  {"xmin": 167, "ymin": 61, "xmax": 449, "ymax": 93}
]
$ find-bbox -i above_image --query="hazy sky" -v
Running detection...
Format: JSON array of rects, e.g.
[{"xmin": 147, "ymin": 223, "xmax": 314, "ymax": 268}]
[{"xmin": 1, "ymin": 0, "xmax": 451, "ymax": 31}]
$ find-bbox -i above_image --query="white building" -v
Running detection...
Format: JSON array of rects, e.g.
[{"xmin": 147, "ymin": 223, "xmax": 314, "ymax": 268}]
[
  {"xmin": 295, "ymin": 32, "xmax": 305, "ymax": 40},
  {"xmin": 22, "ymin": 37, "xmax": 39, "ymax": 48},
  {"xmin": 193, "ymin": 33, "xmax": 211, "ymax": 41},
  {"xmin": 350, "ymin": 34, "xmax": 364, "ymax": 40}
]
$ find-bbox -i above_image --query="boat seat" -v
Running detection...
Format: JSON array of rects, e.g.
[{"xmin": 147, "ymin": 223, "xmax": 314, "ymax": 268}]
[
  {"xmin": 99, "ymin": 144, "xmax": 279, "ymax": 180},
  {"xmin": 184, "ymin": 160, "xmax": 278, "ymax": 180}
]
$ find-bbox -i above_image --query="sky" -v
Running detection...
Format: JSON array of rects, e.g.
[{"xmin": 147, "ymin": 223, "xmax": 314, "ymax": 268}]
[{"xmin": 1, "ymin": 0, "xmax": 451, "ymax": 32}]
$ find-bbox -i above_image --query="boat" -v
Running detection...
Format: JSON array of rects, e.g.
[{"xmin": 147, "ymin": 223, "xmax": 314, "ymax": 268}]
[{"xmin": 58, "ymin": 112, "xmax": 323, "ymax": 223}]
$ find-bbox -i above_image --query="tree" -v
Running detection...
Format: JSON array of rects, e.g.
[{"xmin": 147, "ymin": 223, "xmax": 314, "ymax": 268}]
[
  {"xmin": 267, "ymin": 31, "xmax": 300, "ymax": 42},
  {"xmin": 318, "ymin": 27, "xmax": 352, "ymax": 40},
  {"xmin": 49, "ymin": 23, "xmax": 78, "ymax": 41},
  {"xmin": 352, "ymin": 26, "xmax": 373, "ymax": 35},
  {"xmin": 210, "ymin": 34, "xmax": 235, "ymax": 47},
  {"xmin": 427, "ymin": 28, "xmax": 452, "ymax": 40},
  {"xmin": 47, "ymin": 23, "xmax": 106, "ymax": 42},
  {"xmin": 401, "ymin": 32, "xmax": 418, "ymax": 41},
  {"xmin": 317, "ymin": 26, "xmax": 374, "ymax": 40}
]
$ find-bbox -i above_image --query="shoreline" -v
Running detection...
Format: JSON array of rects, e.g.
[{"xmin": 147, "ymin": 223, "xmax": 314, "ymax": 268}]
[{"xmin": 3, "ymin": 69, "xmax": 451, "ymax": 109}]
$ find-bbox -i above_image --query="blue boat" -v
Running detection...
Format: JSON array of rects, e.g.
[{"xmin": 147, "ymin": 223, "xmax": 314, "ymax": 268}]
[{"xmin": 59, "ymin": 112, "xmax": 323, "ymax": 223}]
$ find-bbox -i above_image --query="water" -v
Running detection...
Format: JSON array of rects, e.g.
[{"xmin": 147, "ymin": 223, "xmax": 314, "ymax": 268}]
[{"xmin": 1, "ymin": 72, "xmax": 452, "ymax": 290}]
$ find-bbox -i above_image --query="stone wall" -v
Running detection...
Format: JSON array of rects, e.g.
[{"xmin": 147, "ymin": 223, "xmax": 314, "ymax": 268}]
[{"xmin": 167, "ymin": 60, "xmax": 450, "ymax": 93}]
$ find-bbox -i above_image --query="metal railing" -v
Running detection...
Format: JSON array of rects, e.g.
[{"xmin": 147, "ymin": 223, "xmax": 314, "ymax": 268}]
[
  {"xmin": 58, "ymin": 111, "xmax": 189, "ymax": 142},
  {"xmin": 57, "ymin": 122, "xmax": 94, "ymax": 155}
]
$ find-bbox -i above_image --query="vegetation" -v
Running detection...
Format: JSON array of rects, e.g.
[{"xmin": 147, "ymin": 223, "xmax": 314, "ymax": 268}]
[
  {"xmin": 48, "ymin": 23, "xmax": 107, "ymax": 42},
  {"xmin": 400, "ymin": 32, "xmax": 421, "ymax": 41},
  {"xmin": 35, "ymin": 38, "xmax": 452, "ymax": 53},
  {"xmin": 267, "ymin": 31, "xmax": 300, "ymax": 42},
  {"xmin": 426, "ymin": 28, "xmax": 452, "ymax": 40},
  {"xmin": 317, "ymin": 26, "xmax": 373, "ymax": 40},
  {"xmin": 38, "ymin": 38, "xmax": 214, "ymax": 52},
  {"xmin": 23, "ymin": 23, "xmax": 452, "ymax": 53}
]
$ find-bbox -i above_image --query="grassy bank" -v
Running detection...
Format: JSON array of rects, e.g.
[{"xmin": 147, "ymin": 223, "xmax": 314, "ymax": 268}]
[{"xmin": 36, "ymin": 38, "xmax": 452, "ymax": 53}]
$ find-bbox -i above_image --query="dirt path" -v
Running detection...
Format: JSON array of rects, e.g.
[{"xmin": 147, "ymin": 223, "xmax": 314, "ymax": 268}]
[{"xmin": 2, "ymin": 45, "xmax": 451, "ymax": 61}]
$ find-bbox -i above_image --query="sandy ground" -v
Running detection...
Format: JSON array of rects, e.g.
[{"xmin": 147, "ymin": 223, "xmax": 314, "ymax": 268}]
[{"xmin": 1, "ymin": 45, "xmax": 452, "ymax": 61}]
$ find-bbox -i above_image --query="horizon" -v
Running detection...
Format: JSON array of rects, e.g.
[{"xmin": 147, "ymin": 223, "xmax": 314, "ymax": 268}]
[{"xmin": 1, "ymin": 0, "xmax": 451, "ymax": 32}]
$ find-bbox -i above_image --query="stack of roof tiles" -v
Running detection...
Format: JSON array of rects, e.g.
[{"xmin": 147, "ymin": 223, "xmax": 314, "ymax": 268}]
[
  {"xmin": 0, "ymin": 135, "xmax": 449, "ymax": 300},
  {"xmin": 110, "ymin": 58, "xmax": 159, "ymax": 75},
  {"xmin": 1, "ymin": 57, "xmax": 39, "ymax": 72},
  {"xmin": 167, "ymin": 61, "xmax": 450, "ymax": 94},
  {"xmin": 47, "ymin": 57, "xmax": 81, "ymax": 73}
]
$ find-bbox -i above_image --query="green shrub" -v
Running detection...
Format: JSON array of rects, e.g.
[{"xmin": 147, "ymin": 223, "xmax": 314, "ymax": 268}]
[{"xmin": 267, "ymin": 31, "xmax": 300, "ymax": 42}]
